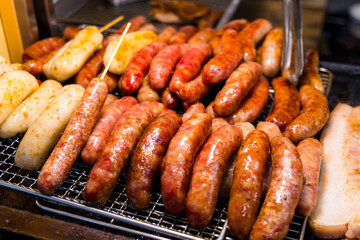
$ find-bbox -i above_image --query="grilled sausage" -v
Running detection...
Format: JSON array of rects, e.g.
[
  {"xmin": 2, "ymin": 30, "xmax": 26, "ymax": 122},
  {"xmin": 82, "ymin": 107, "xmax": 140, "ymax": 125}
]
[
  {"xmin": 260, "ymin": 28, "xmax": 283, "ymax": 77},
  {"xmin": 211, "ymin": 117, "xmax": 229, "ymax": 133},
  {"xmin": 217, "ymin": 19, "xmax": 249, "ymax": 35},
  {"xmin": 197, "ymin": 9, "xmax": 223, "ymax": 30},
  {"xmin": 158, "ymin": 26, "xmax": 177, "ymax": 44},
  {"xmin": 22, "ymin": 37, "xmax": 65, "ymax": 62},
  {"xmin": 300, "ymin": 49, "xmax": 325, "ymax": 94},
  {"xmin": 186, "ymin": 125, "xmax": 243, "ymax": 228},
  {"xmin": 22, "ymin": 49, "xmax": 58, "ymax": 76},
  {"xmin": 168, "ymin": 25, "xmax": 197, "ymax": 45},
  {"xmin": 228, "ymin": 130, "xmax": 270, "ymax": 239},
  {"xmin": 136, "ymin": 75, "xmax": 160, "ymax": 103},
  {"xmin": 179, "ymin": 73, "xmax": 211, "ymax": 104},
  {"xmin": 161, "ymin": 113, "xmax": 212, "ymax": 215},
  {"xmin": 182, "ymin": 102, "xmax": 206, "ymax": 122},
  {"xmin": 37, "ymin": 78, "xmax": 108, "ymax": 194},
  {"xmin": 126, "ymin": 110, "xmax": 182, "ymax": 209},
  {"xmin": 188, "ymin": 28, "xmax": 217, "ymax": 46},
  {"xmin": 161, "ymin": 87, "xmax": 180, "ymax": 109},
  {"xmin": 63, "ymin": 25, "xmax": 81, "ymax": 41},
  {"xmin": 96, "ymin": 69, "xmax": 118, "ymax": 93},
  {"xmin": 209, "ymin": 35, "xmax": 221, "ymax": 56}
]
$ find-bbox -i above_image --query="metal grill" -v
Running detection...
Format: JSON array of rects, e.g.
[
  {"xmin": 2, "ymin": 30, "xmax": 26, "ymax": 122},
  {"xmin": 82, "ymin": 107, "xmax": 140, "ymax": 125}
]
[{"xmin": 0, "ymin": 69, "xmax": 332, "ymax": 239}]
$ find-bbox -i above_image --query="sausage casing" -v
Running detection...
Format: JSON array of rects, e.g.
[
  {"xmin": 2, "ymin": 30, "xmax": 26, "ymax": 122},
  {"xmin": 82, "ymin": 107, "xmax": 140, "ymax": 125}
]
[{"xmin": 260, "ymin": 28, "xmax": 283, "ymax": 77}]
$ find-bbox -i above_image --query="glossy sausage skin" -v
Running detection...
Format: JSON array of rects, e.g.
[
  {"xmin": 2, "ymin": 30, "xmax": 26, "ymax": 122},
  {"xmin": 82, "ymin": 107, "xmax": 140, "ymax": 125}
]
[
  {"xmin": 188, "ymin": 28, "xmax": 217, "ymax": 46},
  {"xmin": 136, "ymin": 75, "xmax": 160, "ymax": 103},
  {"xmin": 168, "ymin": 25, "xmax": 197, "ymax": 45},
  {"xmin": 37, "ymin": 78, "xmax": 108, "ymax": 195},
  {"xmin": 260, "ymin": 28, "xmax": 283, "ymax": 77},
  {"xmin": 182, "ymin": 102, "xmax": 206, "ymax": 123},
  {"xmin": 300, "ymin": 49, "xmax": 325, "ymax": 94},
  {"xmin": 202, "ymin": 29, "xmax": 243, "ymax": 85},
  {"xmin": 97, "ymin": 69, "xmax": 118, "ymax": 93},
  {"xmin": 209, "ymin": 35, "xmax": 221, "ymax": 56},
  {"xmin": 22, "ymin": 50, "xmax": 58, "ymax": 76},
  {"xmin": 126, "ymin": 110, "xmax": 182, "ymax": 209},
  {"xmin": 74, "ymin": 48, "xmax": 105, "ymax": 89},
  {"xmin": 296, "ymin": 138, "xmax": 323, "ymax": 216},
  {"xmin": 227, "ymin": 75, "xmax": 269, "ymax": 124},
  {"xmin": 205, "ymin": 101, "xmax": 217, "ymax": 118},
  {"xmin": 169, "ymin": 43, "xmax": 211, "ymax": 95},
  {"xmin": 161, "ymin": 87, "xmax": 179, "ymax": 109},
  {"xmin": 83, "ymin": 110, "xmax": 154, "ymax": 204},
  {"xmin": 22, "ymin": 37, "xmax": 65, "ymax": 62},
  {"xmin": 228, "ymin": 130, "xmax": 270, "ymax": 239},
  {"xmin": 158, "ymin": 26, "xmax": 177, "ymax": 44},
  {"xmin": 238, "ymin": 19, "xmax": 272, "ymax": 62},
  {"xmin": 63, "ymin": 25, "xmax": 81, "ymax": 41},
  {"xmin": 179, "ymin": 73, "xmax": 211, "ymax": 104},
  {"xmin": 120, "ymin": 41, "xmax": 167, "ymax": 95},
  {"xmin": 217, "ymin": 19, "xmax": 249, "ymax": 35},
  {"xmin": 149, "ymin": 44, "xmax": 188, "ymax": 90},
  {"xmin": 161, "ymin": 113, "xmax": 212, "ymax": 215},
  {"xmin": 249, "ymin": 136, "xmax": 303, "ymax": 240},
  {"xmin": 265, "ymin": 76, "xmax": 301, "ymax": 131},
  {"xmin": 283, "ymin": 85, "xmax": 329, "ymax": 143},
  {"xmin": 213, "ymin": 61, "xmax": 262, "ymax": 117},
  {"xmin": 80, "ymin": 96, "xmax": 138, "ymax": 166},
  {"xmin": 186, "ymin": 125, "xmax": 243, "ymax": 228}
]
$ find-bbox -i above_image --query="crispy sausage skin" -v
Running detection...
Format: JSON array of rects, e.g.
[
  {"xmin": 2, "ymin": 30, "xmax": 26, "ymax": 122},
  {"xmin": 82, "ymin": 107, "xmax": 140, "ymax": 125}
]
[
  {"xmin": 126, "ymin": 110, "xmax": 182, "ymax": 209},
  {"xmin": 296, "ymin": 138, "xmax": 323, "ymax": 216},
  {"xmin": 188, "ymin": 28, "xmax": 217, "ymax": 46},
  {"xmin": 249, "ymin": 136, "xmax": 303, "ymax": 240},
  {"xmin": 80, "ymin": 96, "xmax": 138, "ymax": 166},
  {"xmin": 283, "ymin": 85, "xmax": 329, "ymax": 143},
  {"xmin": 213, "ymin": 61, "xmax": 262, "ymax": 117},
  {"xmin": 169, "ymin": 43, "xmax": 212, "ymax": 95},
  {"xmin": 186, "ymin": 125, "xmax": 243, "ymax": 228},
  {"xmin": 202, "ymin": 29, "xmax": 243, "ymax": 85},
  {"xmin": 168, "ymin": 25, "xmax": 197, "ymax": 45},
  {"xmin": 228, "ymin": 130, "xmax": 270, "ymax": 239},
  {"xmin": 74, "ymin": 48, "xmax": 105, "ymax": 89},
  {"xmin": 179, "ymin": 73, "xmax": 211, "ymax": 104},
  {"xmin": 238, "ymin": 19, "xmax": 272, "ymax": 62},
  {"xmin": 158, "ymin": 26, "xmax": 177, "ymax": 44},
  {"xmin": 217, "ymin": 19, "xmax": 249, "ymax": 35},
  {"xmin": 22, "ymin": 50, "xmax": 58, "ymax": 76},
  {"xmin": 227, "ymin": 75, "xmax": 269, "ymax": 124},
  {"xmin": 149, "ymin": 44, "xmax": 188, "ymax": 90},
  {"xmin": 83, "ymin": 110, "xmax": 155, "ymax": 204},
  {"xmin": 182, "ymin": 102, "xmax": 206, "ymax": 123},
  {"xmin": 265, "ymin": 76, "xmax": 301, "ymax": 131},
  {"xmin": 300, "ymin": 49, "xmax": 325, "ymax": 94},
  {"xmin": 260, "ymin": 28, "xmax": 283, "ymax": 77},
  {"xmin": 161, "ymin": 113, "xmax": 212, "ymax": 215},
  {"xmin": 22, "ymin": 37, "xmax": 65, "ymax": 62},
  {"xmin": 120, "ymin": 41, "xmax": 167, "ymax": 95},
  {"xmin": 37, "ymin": 78, "xmax": 108, "ymax": 195},
  {"xmin": 136, "ymin": 75, "xmax": 160, "ymax": 103}
]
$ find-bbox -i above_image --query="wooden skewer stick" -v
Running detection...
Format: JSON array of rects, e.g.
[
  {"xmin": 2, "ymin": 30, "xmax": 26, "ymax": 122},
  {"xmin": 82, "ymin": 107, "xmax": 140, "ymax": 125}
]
[
  {"xmin": 99, "ymin": 15, "xmax": 124, "ymax": 33},
  {"xmin": 100, "ymin": 22, "xmax": 131, "ymax": 80}
]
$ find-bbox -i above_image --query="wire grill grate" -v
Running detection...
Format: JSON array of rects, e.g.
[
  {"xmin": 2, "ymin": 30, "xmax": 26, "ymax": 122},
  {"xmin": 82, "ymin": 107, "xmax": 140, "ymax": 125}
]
[{"xmin": 0, "ymin": 69, "xmax": 332, "ymax": 239}]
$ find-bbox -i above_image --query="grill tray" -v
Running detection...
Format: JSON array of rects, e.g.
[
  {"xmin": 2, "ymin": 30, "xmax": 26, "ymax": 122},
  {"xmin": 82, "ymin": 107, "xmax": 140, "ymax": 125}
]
[{"xmin": 0, "ymin": 69, "xmax": 332, "ymax": 240}]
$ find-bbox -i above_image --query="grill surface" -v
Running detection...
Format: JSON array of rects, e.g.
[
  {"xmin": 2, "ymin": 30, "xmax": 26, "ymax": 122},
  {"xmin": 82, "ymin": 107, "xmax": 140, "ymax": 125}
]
[{"xmin": 0, "ymin": 69, "xmax": 332, "ymax": 239}]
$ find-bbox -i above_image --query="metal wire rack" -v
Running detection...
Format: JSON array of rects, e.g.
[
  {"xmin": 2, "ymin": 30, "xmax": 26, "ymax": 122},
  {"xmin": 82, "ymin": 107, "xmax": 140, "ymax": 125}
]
[{"xmin": 0, "ymin": 69, "xmax": 332, "ymax": 240}]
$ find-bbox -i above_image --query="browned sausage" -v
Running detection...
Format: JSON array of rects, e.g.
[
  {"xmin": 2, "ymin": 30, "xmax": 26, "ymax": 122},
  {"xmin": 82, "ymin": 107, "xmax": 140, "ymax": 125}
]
[
  {"xmin": 260, "ymin": 28, "xmax": 283, "ymax": 77},
  {"xmin": 126, "ymin": 110, "xmax": 182, "ymax": 209},
  {"xmin": 213, "ymin": 61, "xmax": 262, "ymax": 117},
  {"xmin": 80, "ymin": 96, "xmax": 138, "ymax": 166},
  {"xmin": 83, "ymin": 110, "xmax": 154, "ymax": 204},
  {"xmin": 217, "ymin": 19, "xmax": 249, "ymax": 35},
  {"xmin": 158, "ymin": 26, "xmax": 177, "ymax": 44},
  {"xmin": 22, "ymin": 37, "xmax": 65, "ymax": 62},
  {"xmin": 168, "ymin": 25, "xmax": 197, "ymax": 45},
  {"xmin": 211, "ymin": 117, "xmax": 228, "ymax": 133},
  {"xmin": 249, "ymin": 136, "xmax": 303, "ymax": 240},
  {"xmin": 182, "ymin": 102, "xmax": 206, "ymax": 122},
  {"xmin": 227, "ymin": 75, "xmax": 269, "ymax": 124},
  {"xmin": 136, "ymin": 75, "xmax": 160, "ymax": 103},
  {"xmin": 205, "ymin": 101, "xmax": 217, "ymax": 118},
  {"xmin": 300, "ymin": 49, "xmax": 325, "ymax": 94},
  {"xmin": 179, "ymin": 73, "xmax": 211, "ymax": 104},
  {"xmin": 120, "ymin": 41, "xmax": 167, "ymax": 95},
  {"xmin": 22, "ymin": 49, "xmax": 58, "ymax": 76},
  {"xmin": 228, "ymin": 130, "xmax": 270, "ymax": 239},
  {"xmin": 161, "ymin": 87, "xmax": 179, "ymax": 109},
  {"xmin": 281, "ymin": 39, "xmax": 298, "ymax": 85},
  {"xmin": 209, "ymin": 35, "xmax": 221, "ymax": 56},
  {"xmin": 197, "ymin": 9, "xmax": 223, "ymax": 30},
  {"xmin": 63, "ymin": 25, "xmax": 81, "ymax": 41},
  {"xmin": 202, "ymin": 29, "xmax": 243, "ymax": 85},
  {"xmin": 186, "ymin": 125, "xmax": 243, "ymax": 228},
  {"xmin": 149, "ymin": 44, "xmax": 188, "ymax": 90},
  {"xmin": 238, "ymin": 18, "xmax": 272, "ymax": 62},
  {"xmin": 37, "ymin": 78, "xmax": 108, "ymax": 195},
  {"xmin": 265, "ymin": 76, "xmax": 301, "ymax": 131},
  {"xmin": 74, "ymin": 48, "xmax": 105, "ymax": 89},
  {"xmin": 296, "ymin": 138, "xmax": 323, "ymax": 216},
  {"xmin": 169, "ymin": 43, "xmax": 211, "ymax": 95},
  {"xmin": 283, "ymin": 85, "xmax": 329, "ymax": 143},
  {"xmin": 160, "ymin": 113, "xmax": 212, "ymax": 215},
  {"xmin": 188, "ymin": 28, "xmax": 217, "ymax": 46},
  {"xmin": 97, "ymin": 69, "xmax": 118, "ymax": 93}
]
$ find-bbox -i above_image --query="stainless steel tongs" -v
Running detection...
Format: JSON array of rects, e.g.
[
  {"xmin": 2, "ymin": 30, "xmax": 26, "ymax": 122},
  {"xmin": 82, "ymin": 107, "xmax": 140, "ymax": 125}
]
[{"xmin": 281, "ymin": 0, "xmax": 304, "ymax": 86}]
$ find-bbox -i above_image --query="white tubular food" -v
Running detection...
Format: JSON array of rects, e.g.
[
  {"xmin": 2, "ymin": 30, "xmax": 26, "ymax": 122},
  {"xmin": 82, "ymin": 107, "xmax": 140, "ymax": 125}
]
[
  {"xmin": 0, "ymin": 80, "xmax": 62, "ymax": 138},
  {"xmin": 43, "ymin": 26, "xmax": 103, "ymax": 82},
  {"xmin": 0, "ymin": 70, "xmax": 39, "ymax": 125},
  {"xmin": 309, "ymin": 103, "xmax": 360, "ymax": 239},
  {"xmin": 103, "ymin": 31, "xmax": 158, "ymax": 75},
  {"xmin": 14, "ymin": 84, "xmax": 85, "ymax": 170}
]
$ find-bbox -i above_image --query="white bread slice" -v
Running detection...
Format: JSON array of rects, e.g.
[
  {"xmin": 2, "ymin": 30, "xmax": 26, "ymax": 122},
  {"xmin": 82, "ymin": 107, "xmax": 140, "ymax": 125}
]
[{"xmin": 309, "ymin": 103, "xmax": 360, "ymax": 239}]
